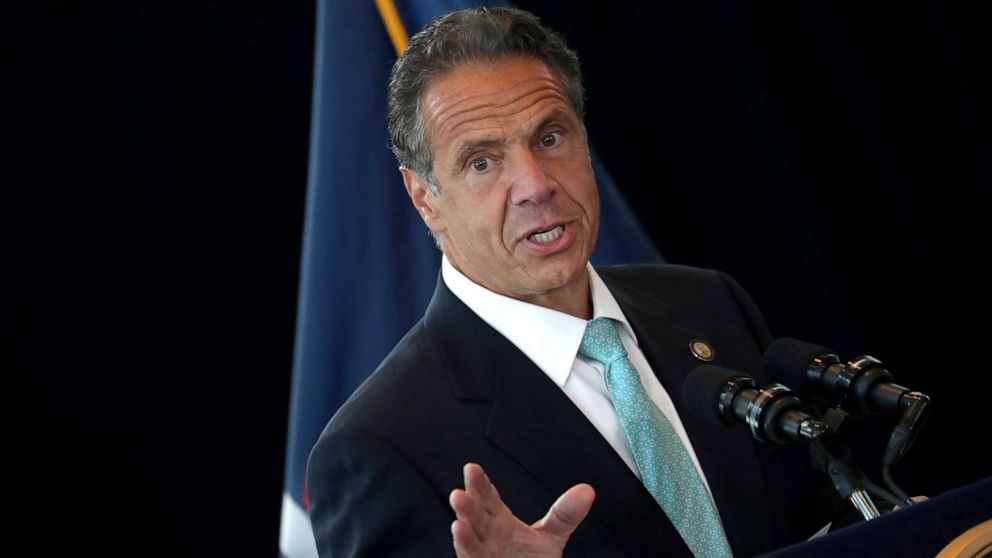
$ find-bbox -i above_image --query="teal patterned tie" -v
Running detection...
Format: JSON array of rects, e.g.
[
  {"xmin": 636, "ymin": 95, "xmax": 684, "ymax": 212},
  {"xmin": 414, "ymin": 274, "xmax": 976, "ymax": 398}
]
[{"xmin": 579, "ymin": 318, "xmax": 734, "ymax": 558}]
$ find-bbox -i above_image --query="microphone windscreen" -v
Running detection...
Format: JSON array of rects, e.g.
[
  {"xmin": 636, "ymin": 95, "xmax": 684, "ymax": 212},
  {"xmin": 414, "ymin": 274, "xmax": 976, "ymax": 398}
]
[
  {"xmin": 682, "ymin": 365, "xmax": 742, "ymax": 425},
  {"xmin": 762, "ymin": 337, "xmax": 835, "ymax": 391}
]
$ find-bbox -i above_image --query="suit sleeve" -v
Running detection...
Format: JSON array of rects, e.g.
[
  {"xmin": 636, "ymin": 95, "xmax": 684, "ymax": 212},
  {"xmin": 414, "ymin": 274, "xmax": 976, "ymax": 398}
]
[{"xmin": 307, "ymin": 428, "xmax": 456, "ymax": 557}]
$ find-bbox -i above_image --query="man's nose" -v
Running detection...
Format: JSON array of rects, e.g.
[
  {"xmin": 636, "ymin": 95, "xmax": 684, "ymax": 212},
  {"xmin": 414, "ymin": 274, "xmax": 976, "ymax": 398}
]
[{"xmin": 508, "ymin": 151, "xmax": 556, "ymax": 205}]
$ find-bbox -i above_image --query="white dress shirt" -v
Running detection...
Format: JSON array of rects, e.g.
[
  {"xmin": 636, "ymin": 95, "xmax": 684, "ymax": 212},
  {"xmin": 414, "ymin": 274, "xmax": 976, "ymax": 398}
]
[{"xmin": 441, "ymin": 256, "xmax": 719, "ymax": 509}]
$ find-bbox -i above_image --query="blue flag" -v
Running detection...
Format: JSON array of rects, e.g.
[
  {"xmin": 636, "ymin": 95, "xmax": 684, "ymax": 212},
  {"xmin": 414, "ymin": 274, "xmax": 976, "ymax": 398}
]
[{"xmin": 279, "ymin": 2, "xmax": 659, "ymax": 556}]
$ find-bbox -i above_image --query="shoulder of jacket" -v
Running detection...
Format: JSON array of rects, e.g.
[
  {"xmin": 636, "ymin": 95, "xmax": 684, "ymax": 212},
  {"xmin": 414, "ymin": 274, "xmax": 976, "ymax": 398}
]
[{"xmin": 595, "ymin": 262, "xmax": 727, "ymax": 290}]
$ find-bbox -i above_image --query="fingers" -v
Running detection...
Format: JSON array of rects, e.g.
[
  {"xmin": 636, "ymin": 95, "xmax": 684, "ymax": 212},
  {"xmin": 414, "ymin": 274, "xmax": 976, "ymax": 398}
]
[
  {"xmin": 464, "ymin": 462, "xmax": 502, "ymax": 513},
  {"xmin": 450, "ymin": 463, "xmax": 593, "ymax": 557},
  {"xmin": 451, "ymin": 515, "xmax": 484, "ymax": 557},
  {"xmin": 533, "ymin": 483, "xmax": 595, "ymax": 539},
  {"xmin": 449, "ymin": 463, "xmax": 505, "ymax": 550},
  {"xmin": 450, "ymin": 486, "xmax": 489, "ymax": 538}
]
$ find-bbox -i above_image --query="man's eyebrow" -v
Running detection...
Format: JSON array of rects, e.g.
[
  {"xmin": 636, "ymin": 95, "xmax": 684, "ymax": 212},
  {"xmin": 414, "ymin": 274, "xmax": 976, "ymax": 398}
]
[
  {"xmin": 532, "ymin": 110, "xmax": 572, "ymax": 135},
  {"xmin": 452, "ymin": 138, "xmax": 505, "ymax": 172}
]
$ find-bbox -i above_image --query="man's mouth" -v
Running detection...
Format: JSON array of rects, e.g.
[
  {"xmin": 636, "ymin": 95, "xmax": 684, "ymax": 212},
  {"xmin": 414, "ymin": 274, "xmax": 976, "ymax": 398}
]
[{"xmin": 527, "ymin": 224, "xmax": 565, "ymax": 244}]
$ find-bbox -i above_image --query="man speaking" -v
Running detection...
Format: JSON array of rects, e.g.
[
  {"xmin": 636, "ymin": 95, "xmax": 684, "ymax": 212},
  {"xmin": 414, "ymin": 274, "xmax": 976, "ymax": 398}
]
[{"xmin": 307, "ymin": 7, "xmax": 826, "ymax": 557}]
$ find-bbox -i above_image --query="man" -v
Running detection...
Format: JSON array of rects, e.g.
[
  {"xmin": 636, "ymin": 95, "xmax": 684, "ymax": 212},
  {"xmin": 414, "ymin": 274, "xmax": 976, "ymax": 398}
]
[{"xmin": 307, "ymin": 7, "xmax": 828, "ymax": 557}]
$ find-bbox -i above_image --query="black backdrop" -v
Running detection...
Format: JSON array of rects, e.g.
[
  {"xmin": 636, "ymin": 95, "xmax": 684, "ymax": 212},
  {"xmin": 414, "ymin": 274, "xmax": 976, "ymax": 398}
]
[{"xmin": 7, "ymin": 2, "xmax": 989, "ymax": 556}]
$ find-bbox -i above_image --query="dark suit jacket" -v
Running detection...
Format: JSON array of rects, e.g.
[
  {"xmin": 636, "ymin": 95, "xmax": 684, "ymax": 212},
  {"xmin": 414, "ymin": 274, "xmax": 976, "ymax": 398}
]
[{"xmin": 307, "ymin": 264, "xmax": 831, "ymax": 557}]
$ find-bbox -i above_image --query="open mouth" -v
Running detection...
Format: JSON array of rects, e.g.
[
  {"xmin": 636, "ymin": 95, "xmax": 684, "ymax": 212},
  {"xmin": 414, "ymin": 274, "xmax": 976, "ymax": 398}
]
[{"xmin": 527, "ymin": 224, "xmax": 565, "ymax": 244}]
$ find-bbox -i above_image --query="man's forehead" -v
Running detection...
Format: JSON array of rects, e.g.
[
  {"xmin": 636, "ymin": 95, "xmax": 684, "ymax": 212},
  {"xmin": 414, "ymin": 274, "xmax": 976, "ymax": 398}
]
[
  {"xmin": 423, "ymin": 57, "xmax": 561, "ymax": 104},
  {"xmin": 421, "ymin": 57, "xmax": 575, "ymax": 152}
]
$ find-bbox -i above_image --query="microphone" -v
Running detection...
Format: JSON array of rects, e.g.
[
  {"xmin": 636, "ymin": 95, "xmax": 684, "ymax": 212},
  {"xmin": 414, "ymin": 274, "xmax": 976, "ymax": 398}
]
[
  {"xmin": 762, "ymin": 338, "xmax": 930, "ymax": 466},
  {"xmin": 682, "ymin": 365, "xmax": 827, "ymax": 445}
]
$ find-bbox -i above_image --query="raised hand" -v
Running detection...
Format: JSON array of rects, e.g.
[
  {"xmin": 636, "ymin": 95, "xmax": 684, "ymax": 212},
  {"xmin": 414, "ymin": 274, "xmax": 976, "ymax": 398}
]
[{"xmin": 449, "ymin": 463, "xmax": 595, "ymax": 558}]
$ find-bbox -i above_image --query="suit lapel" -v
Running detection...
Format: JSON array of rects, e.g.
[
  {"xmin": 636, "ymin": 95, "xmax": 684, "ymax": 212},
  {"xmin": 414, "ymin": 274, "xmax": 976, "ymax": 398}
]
[{"xmin": 604, "ymin": 271, "xmax": 776, "ymax": 557}]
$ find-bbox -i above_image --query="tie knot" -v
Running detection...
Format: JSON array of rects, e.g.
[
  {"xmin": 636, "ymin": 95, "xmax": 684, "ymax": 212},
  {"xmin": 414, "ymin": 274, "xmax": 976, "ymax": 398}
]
[{"xmin": 578, "ymin": 317, "xmax": 628, "ymax": 364}]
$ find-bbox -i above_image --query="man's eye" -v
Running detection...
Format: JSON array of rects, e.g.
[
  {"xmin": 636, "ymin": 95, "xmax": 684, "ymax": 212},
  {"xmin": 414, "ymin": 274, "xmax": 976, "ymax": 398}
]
[
  {"xmin": 470, "ymin": 158, "xmax": 489, "ymax": 172},
  {"xmin": 541, "ymin": 132, "xmax": 561, "ymax": 148}
]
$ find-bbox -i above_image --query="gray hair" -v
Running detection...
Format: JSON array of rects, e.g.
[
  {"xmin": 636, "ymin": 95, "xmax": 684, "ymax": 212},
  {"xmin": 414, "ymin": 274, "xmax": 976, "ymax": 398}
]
[{"xmin": 387, "ymin": 7, "xmax": 585, "ymax": 196}]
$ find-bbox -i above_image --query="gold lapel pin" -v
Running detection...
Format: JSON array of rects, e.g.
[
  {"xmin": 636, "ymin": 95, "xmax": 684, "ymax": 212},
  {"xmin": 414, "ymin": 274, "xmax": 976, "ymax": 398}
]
[{"xmin": 690, "ymin": 339, "xmax": 714, "ymax": 361}]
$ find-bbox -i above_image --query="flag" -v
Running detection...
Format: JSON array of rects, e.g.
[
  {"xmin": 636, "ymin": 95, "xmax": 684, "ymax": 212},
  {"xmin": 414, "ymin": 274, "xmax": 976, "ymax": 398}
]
[{"xmin": 279, "ymin": 2, "xmax": 659, "ymax": 556}]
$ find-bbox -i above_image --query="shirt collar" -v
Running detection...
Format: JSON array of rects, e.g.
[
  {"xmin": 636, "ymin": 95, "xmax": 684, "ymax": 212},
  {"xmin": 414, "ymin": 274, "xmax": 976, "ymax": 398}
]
[{"xmin": 441, "ymin": 255, "xmax": 638, "ymax": 387}]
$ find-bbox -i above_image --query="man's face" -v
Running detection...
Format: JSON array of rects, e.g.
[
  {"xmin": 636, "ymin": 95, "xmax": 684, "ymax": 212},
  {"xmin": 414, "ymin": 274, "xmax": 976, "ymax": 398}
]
[{"xmin": 403, "ymin": 57, "xmax": 600, "ymax": 310}]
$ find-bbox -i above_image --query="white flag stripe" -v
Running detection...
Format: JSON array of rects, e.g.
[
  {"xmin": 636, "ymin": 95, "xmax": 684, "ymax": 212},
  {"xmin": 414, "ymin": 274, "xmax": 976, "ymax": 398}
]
[{"xmin": 279, "ymin": 492, "xmax": 318, "ymax": 558}]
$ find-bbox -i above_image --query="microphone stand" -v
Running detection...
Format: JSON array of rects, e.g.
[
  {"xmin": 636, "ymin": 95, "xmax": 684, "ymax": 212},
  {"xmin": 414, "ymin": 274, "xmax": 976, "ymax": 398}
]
[
  {"xmin": 809, "ymin": 408, "xmax": 883, "ymax": 521},
  {"xmin": 811, "ymin": 438, "xmax": 880, "ymax": 520}
]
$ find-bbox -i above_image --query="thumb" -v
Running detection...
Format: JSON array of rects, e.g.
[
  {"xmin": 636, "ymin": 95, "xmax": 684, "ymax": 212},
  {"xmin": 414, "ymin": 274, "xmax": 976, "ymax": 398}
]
[{"xmin": 533, "ymin": 484, "xmax": 596, "ymax": 539}]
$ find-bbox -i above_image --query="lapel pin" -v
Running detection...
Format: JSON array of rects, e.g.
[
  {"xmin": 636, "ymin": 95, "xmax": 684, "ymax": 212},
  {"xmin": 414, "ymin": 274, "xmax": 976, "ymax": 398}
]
[{"xmin": 690, "ymin": 339, "xmax": 714, "ymax": 361}]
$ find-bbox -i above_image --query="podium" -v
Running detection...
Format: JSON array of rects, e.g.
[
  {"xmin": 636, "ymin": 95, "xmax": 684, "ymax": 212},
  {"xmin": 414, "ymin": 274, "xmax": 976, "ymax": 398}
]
[{"xmin": 758, "ymin": 477, "xmax": 992, "ymax": 558}]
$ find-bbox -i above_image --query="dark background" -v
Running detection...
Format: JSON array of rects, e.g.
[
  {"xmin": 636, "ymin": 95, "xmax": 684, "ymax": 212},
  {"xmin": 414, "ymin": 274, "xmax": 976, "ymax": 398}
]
[{"xmin": 7, "ymin": 1, "xmax": 989, "ymax": 555}]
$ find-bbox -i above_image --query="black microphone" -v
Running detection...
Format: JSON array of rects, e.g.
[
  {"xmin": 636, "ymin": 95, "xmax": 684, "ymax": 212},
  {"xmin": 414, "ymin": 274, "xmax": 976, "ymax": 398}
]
[
  {"xmin": 762, "ymin": 338, "xmax": 930, "ymax": 466},
  {"xmin": 682, "ymin": 365, "xmax": 827, "ymax": 445}
]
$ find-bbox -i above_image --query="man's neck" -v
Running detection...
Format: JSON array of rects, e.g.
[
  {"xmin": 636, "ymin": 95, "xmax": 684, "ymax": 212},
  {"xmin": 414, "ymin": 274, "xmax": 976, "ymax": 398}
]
[{"xmin": 443, "ymin": 255, "xmax": 592, "ymax": 319}]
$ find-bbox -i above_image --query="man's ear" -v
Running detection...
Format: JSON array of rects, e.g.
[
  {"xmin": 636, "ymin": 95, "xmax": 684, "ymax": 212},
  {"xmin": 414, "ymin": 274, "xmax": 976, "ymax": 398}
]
[{"xmin": 400, "ymin": 167, "xmax": 444, "ymax": 233}]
